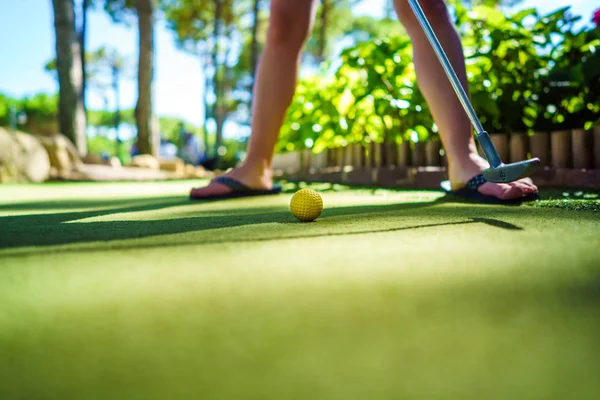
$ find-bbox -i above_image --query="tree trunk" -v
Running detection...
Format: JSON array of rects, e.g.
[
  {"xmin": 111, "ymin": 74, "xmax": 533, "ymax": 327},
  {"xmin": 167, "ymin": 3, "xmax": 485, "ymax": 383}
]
[
  {"xmin": 202, "ymin": 56, "xmax": 212, "ymax": 158},
  {"xmin": 250, "ymin": 0, "xmax": 260, "ymax": 83},
  {"xmin": 78, "ymin": 0, "xmax": 89, "ymax": 113},
  {"xmin": 51, "ymin": 0, "xmax": 86, "ymax": 155},
  {"xmin": 317, "ymin": 0, "xmax": 329, "ymax": 64},
  {"xmin": 135, "ymin": 0, "xmax": 155, "ymax": 156},
  {"xmin": 213, "ymin": 0, "xmax": 224, "ymax": 154},
  {"xmin": 248, "ymin": 0, "xmax": 261, "ymax": 114},
  {"xmin": 112, "ymin": 65, "xmax": 121, "ymax": 158}
]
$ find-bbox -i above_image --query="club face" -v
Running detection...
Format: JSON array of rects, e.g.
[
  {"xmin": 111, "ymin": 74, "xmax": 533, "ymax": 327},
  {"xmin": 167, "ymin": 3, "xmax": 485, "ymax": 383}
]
[{"xmin": 482, "ymin": 158, "xmax": 541, "ymax": 183}]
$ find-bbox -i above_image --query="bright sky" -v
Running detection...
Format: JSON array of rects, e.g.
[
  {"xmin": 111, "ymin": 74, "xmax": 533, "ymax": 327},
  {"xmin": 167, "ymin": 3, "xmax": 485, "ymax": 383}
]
[{"xmin": 0, "ymin": 0, "xmax": 596, "ymax": 130}]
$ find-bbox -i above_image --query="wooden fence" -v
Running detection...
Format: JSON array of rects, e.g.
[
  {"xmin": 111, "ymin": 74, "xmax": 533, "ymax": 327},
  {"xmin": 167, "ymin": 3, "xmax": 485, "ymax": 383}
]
[{"xmin": 273, "ymin": 127, "xmax": 600, "ymax": 189}]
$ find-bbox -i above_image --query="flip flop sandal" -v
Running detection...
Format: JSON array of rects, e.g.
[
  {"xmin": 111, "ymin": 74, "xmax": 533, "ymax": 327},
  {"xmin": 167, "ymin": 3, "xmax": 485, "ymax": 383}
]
[
  {"xmin": 189, "ymin": 176, "xmax": 283, "ymax": 201},
  {"xmin": 440, "ymin": 174, "xmax": 540, "ymax": 205}
]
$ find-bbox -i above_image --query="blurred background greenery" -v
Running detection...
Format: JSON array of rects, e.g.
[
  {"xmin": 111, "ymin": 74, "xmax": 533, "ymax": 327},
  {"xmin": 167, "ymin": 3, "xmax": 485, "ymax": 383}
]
[{"xmin": 0, "ymin": 0, "xmax": 598, "ymax": 170}]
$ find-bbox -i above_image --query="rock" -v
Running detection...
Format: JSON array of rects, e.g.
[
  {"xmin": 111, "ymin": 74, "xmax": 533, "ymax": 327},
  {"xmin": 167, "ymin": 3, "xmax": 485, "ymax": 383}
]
[
  {"xmin": 55, "ymin": 148, "xmax": 71, "ymax": 173},
  {"xmin": 0, "ymin": 164, "xmax": 19, "ymax": 183},
  {"xmin": 202, "ymin": 169, "xmax": 215, "ymax": 179},
  {"xmin": 181, "ymin": 164, "xmax": 210, "ymax": 179},
  {"xmin": 37, "ymin": 133, "xmax": 84, "ymax": 175},
  {"xmin": 0, "ymin": 128, "xmax": 17, "ymax": 166},
  {"xmin": 183, "ymin": 164, "xmax": 207, "ymax": 179},
  {"xmin": 0, "ymin": 128, "xmax": 51, "ymax": 183},
  {"xmin": 129, "ymin": 154, "xmax": 160, "ymax": 169},
  {"xmin": 76, "ymin": 164, "xmax": 171, "ymax": 181},
  {"xmin": 14, "ymin": 132, "xmax": 52, "ymax": 182},
  {"xmin": 195, "ymin": 166, "xmax": 208, "ymax": 178},
  {"xmin": 158, "ymin": 157, "xmax": 185, "ymax": 177},
  {"xmin": 49, "ymin": 167, "xmax": 59, "ymax": 179},
  {"xmin": 184, "ymin": 164, "xmax": 197, "ymax": 178},
  {"xmin": 109, "ymin": 157, "xmax": 122, "ymax": 168},
  {"xmin": 83, "ymin": 153, "xmax": 107, "ymax": 165}
]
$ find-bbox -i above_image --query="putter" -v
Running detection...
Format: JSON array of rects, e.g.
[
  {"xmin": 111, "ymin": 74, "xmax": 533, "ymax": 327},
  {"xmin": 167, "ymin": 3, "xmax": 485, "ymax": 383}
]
[{"xmin": 407, "ymin": 0, "xmax": 540, "ymax": 183}]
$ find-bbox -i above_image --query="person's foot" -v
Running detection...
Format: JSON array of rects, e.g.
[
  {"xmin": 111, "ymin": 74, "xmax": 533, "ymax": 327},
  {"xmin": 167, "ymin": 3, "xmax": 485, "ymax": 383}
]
[
  {"xmin": 189, "ymin": 163, "xmax": 273, "ymax": 198},
  {"xmin": 449, "ymin": 153, "xmax": 538, "ymax": 200}
]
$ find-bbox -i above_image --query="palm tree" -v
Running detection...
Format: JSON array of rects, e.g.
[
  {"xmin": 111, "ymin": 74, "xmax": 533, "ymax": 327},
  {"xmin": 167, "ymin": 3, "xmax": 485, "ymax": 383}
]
[{"xmin": 51, "ymin": 0, "xmax": 87, "ymax": 155}]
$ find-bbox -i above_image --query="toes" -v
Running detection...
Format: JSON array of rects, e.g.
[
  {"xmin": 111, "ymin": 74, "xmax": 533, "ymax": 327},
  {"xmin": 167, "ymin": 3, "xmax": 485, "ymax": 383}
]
[
  {"xmin": 517, "ymin": 177, "xmax": 536, "ymax": 188},
  {"xmin": 512, "ymin": 179, "xmax": 538, "ymax": 194},
  {"xmin": 497, "ymin": 184, "xmax": 527, "ymax": 200},
  {"xmin": 525, "ymin": 181, "xmax": 539, "ymax": 192},
  {"xmin": 496, "ymin": 180, "xmax": 540, "ymax": 200},
  {"xmin": 480, "ymin": 181, "xmax": 532, "ymax": 200},
  {"xmin": 520, "ymin": 177, "xmax": 534, "ymax": 185}
]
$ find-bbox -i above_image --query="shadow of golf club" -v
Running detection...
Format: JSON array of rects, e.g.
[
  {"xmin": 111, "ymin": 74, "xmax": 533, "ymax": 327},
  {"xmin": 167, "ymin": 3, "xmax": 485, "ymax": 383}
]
[{"xmin": 145, "ymin": 217, "xmax": 523, "ymax": 247}]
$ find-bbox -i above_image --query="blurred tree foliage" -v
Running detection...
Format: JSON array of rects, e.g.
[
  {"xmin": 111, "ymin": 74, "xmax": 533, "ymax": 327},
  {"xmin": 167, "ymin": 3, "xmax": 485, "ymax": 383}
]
[
  {"xmin": 0, "ymin": 92, "xmax": 59, "ymax": 135},
  {"xmin": 461, "ymin": 4, "xmax": 600, "ymax": 133},
  {"xmin": 0, "ymin": 93, "xmax": 204, "ymax": 157},
  {"xmin": 103, "ymin": 0, "xmax": 157, "ymax": 156},
  {"xmin": 163, "ymin": 0, "xmax": 245, "ymax": 157},
  {"xmin": 161, "ymin": 0, "xmax": 369, "ymax": 157},
  {"xmin": 306, "ymin": 0, "xmax": 364, "ymax": 63},
  {"xmin": 9, "ymin": 1, "xmax": 599, "ymax": 165}
]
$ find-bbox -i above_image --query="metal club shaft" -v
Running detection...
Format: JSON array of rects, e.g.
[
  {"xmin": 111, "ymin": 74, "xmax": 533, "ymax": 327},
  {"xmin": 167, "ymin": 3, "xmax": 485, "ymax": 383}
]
[{"xmin": 406, "ymin": 0, "xmax": 485, "ymax": 135}]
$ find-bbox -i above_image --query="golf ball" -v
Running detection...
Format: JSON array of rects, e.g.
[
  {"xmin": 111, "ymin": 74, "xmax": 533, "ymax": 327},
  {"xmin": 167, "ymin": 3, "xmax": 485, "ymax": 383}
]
[{"xmin": 290, "ymin": 189, "xmax": 323, "ymax": 222}]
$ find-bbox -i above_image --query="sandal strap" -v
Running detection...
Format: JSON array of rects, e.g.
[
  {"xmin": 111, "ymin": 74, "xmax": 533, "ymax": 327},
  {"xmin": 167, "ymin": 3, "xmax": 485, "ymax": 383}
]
[
  {"xmin": 465, "ymin": 174, "xmax": 487, "ymax": 190},
  {"xmin": 213, "ymin": 176, "xmax": 250, "ymax": 192}
]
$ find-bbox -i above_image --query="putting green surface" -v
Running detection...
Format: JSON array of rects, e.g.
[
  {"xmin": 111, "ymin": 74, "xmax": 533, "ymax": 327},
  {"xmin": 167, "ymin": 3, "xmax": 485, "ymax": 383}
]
[{"xmin": 0, "ymin": 181, "xmax": 599, "ymax": 400}]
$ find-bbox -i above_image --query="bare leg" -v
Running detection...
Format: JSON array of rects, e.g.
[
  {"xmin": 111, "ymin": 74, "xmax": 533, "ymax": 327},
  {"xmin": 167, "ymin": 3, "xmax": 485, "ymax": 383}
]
[
  {"xmin": 191, "ymin": 0, "xmax": 318, "ymax": 197},
  {"xmin": 394, "ymin": 0, "xmax": 537, "ymax": 199},
  {"xmin": 192, "ymin": 0, "xmax": 537, "ymax": 200}
]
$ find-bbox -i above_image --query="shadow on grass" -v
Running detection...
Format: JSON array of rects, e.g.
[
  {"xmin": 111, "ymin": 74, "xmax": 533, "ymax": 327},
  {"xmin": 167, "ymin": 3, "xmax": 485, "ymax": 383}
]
[
  {"xmin": 0, "ymin": 197, "xmax": 178, "ymax": 212},
  {"xmin": 0, "ymin": 192, "xmax": 529, "ymax": 255}
]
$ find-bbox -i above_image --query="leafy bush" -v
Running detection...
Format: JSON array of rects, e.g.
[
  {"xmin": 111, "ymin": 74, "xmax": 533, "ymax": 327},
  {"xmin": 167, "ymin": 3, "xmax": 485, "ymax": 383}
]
[
  {"xmin": 462, "ymin": 4, "xmax": 600, "ymax": 132},
  {"xmin": 278, "ymin": 4, "xmax": 600, "ymax": 153},
  {"xmin": 0, "ymin": 92, "xmax": 58, "ymax": 133}
]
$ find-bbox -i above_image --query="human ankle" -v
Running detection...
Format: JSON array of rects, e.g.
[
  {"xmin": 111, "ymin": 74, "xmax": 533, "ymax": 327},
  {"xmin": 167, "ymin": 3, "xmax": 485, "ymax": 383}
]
[
  {"xmin": 240, "ymin": 158, "xmax": 272, "ymax": 177},
  {"xmin": 448, "ymin": 154, "xmax": 487, "ymax": 183},
  {"xmin": 449, "ymin": 151, "xmax": 488, "ymax": 170}
]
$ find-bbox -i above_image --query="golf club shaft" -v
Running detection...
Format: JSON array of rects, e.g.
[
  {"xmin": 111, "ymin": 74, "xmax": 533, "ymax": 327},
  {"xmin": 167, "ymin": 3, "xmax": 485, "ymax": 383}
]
[{"xmin": 406, "ymin": 0, "xmax": 485, "ymax": 134}]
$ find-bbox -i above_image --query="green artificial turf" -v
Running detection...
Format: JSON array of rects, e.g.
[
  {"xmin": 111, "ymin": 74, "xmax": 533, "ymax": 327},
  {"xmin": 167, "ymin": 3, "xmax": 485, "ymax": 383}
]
[{"xmin": 0, "ymin": 181, "xmax": 599, "ymax": 400}]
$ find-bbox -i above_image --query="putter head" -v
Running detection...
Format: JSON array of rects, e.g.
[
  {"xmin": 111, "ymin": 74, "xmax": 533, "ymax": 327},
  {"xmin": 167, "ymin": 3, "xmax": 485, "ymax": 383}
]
[{"xmin": 483, "ymin": 158, "xmax": 541, "ymax": 183}]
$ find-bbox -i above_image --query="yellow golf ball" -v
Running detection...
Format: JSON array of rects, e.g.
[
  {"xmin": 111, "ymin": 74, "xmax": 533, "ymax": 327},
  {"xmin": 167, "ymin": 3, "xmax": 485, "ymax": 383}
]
[{"xmin": 290, "ymin": 188, "xmax": 323, "ymax": 222}]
